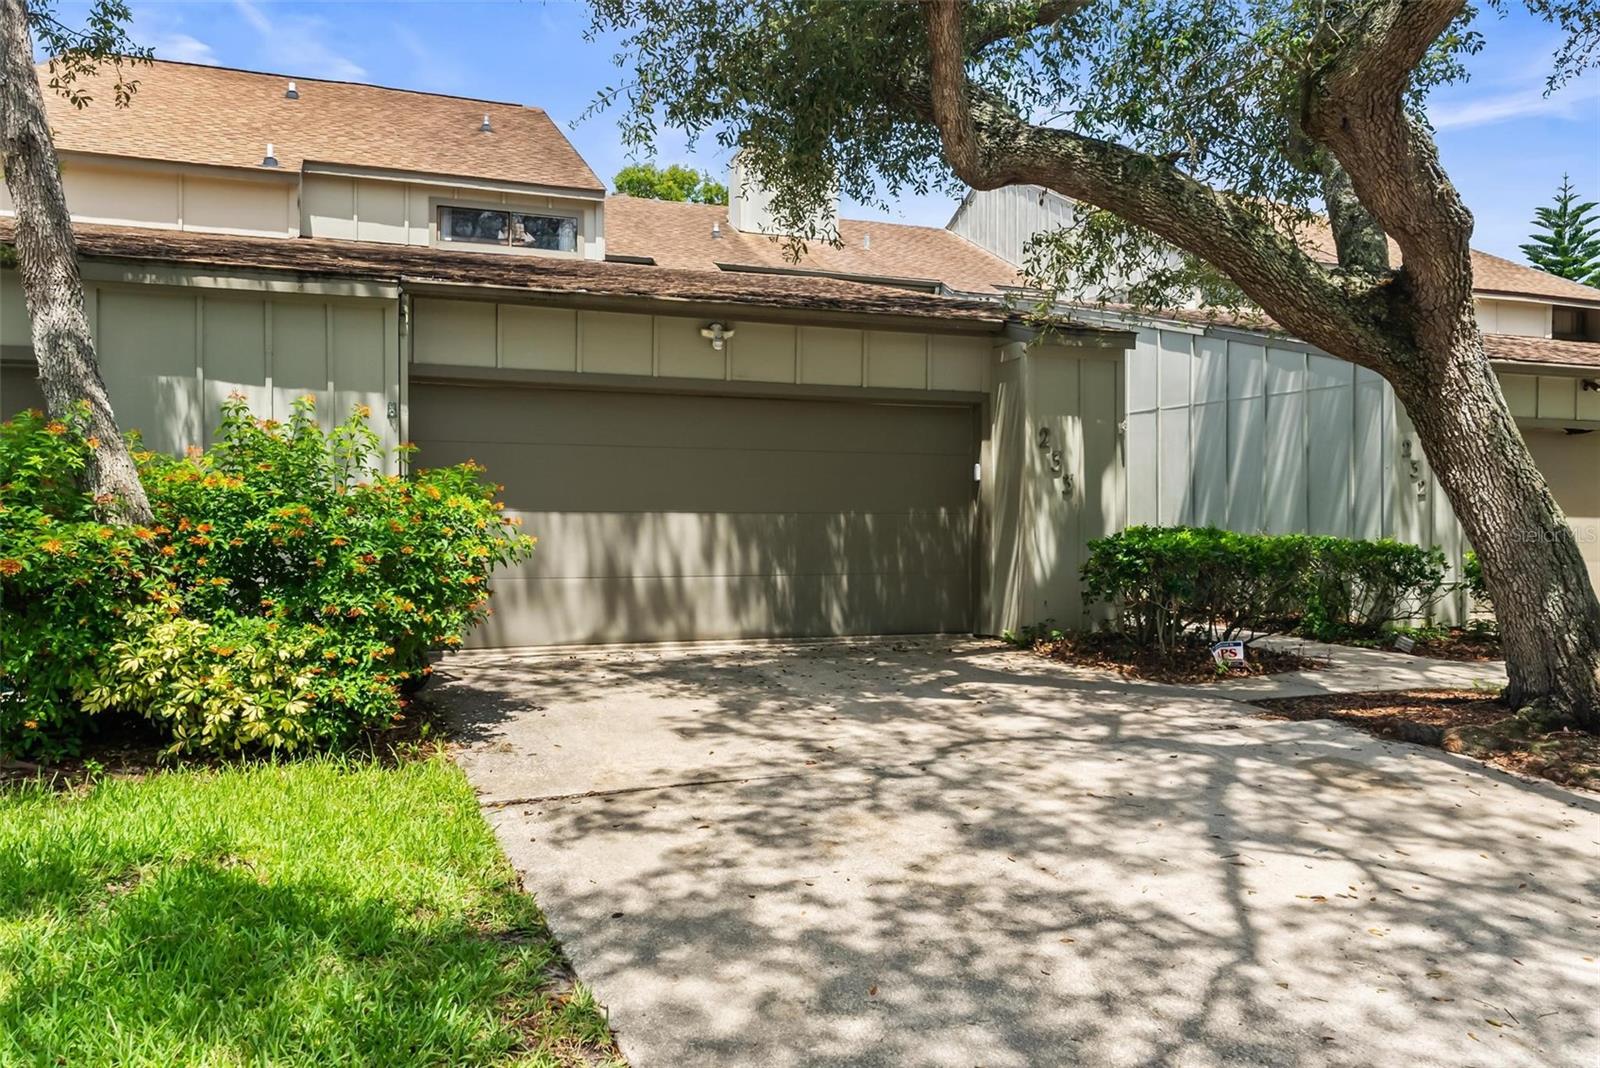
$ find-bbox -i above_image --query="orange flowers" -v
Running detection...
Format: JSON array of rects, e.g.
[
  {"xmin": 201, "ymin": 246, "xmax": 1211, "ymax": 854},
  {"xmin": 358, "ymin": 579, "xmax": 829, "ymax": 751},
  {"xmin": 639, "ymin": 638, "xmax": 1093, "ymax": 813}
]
[
  {"xmin": 45, "ymin": 420, "xmax": 67, "ymax": 435},
  {"xmin": 0, "ymin": 559, "xmax": 23, "ymax": 576},
  {"xmin": 39, "ymin": 538, "xmax": 64, "ymax": 555},
  {"xmin": 133, "ymin": 527, "xmax": 156, "ymax": 541}
]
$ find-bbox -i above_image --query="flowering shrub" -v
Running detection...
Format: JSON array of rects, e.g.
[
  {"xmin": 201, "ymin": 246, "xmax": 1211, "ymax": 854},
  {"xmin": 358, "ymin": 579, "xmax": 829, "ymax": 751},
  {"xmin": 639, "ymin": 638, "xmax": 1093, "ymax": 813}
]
[
  {"xmin": 0, "ymin": 409, "xmax": 155, "ymax": 757},
  {"xmin": 77, "ymin": 604, "xmax": 397, "ymax": 753},
  {"xmin": 0, "ymin": 396, "xmax": 533, "ymax": 757}
]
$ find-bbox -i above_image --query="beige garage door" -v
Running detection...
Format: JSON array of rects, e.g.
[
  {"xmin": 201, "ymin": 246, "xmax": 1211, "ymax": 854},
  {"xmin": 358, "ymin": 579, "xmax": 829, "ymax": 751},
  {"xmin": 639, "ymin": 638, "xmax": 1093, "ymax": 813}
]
[
  {"xmin": 409, "ymin": 382, "xmax": 976, "ymax": 647},
  {"xmin": 1525, "ymin": 429, "xmax": 1600, "ymax": 596}
]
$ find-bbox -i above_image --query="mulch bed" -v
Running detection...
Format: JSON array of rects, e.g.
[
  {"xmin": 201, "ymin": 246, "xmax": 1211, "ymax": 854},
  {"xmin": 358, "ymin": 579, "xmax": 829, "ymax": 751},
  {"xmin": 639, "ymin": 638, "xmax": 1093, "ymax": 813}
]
[
  {"xmin": 1254, "ymin": 689, "xmax": 1600, "ymax": 791},
  {"xmin": 1023, "ymin": 631, "xmax": 1326, "ymax": 684},
  {"xmin": 1389, "ymin": 626, "xmax": 1502, "ymax": 662}
]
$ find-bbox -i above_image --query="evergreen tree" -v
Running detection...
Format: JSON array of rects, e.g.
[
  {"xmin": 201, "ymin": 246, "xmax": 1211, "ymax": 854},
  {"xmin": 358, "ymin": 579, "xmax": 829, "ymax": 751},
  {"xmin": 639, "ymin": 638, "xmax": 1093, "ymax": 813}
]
[{"xmin": 1520, "ymin": 175, "xmax": 1600, "ymax": 287}]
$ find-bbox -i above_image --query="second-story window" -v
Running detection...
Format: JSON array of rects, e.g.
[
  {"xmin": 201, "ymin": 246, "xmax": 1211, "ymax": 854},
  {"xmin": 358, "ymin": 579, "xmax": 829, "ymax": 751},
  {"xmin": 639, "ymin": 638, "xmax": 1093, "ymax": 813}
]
[{"xmin": 438, "ymin": 205, "xmax": 578, "ymax": 252}]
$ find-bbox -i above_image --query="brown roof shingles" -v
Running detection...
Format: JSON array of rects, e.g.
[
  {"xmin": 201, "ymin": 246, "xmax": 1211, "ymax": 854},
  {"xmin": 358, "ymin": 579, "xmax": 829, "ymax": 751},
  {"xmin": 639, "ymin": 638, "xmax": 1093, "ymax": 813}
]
[
  {"xmin": 605, "ymin": 196, "xmax": 1023, "ymax": 295},
  {"xmin": 1481, "ymin": 333, "xmax": 1600, "ymax": 371},
  {"xmin": 1295, "ymin": 216, "xmax": 1600, "ymax": 306},
  {"xmin": 5, "ymin": 220, "xmax": 1033, "ymax": 330},
  {"xmin": 39, "ymin": 60, "xmax": 604, "ymax": 193}
]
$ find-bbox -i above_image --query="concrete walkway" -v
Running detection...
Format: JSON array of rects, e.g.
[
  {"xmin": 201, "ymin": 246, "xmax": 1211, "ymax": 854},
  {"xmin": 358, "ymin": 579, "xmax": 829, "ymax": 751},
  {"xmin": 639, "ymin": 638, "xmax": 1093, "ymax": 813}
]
[{"xmin": 438, "ymin": 638, "xmax": 1597, "ymax": 1068}]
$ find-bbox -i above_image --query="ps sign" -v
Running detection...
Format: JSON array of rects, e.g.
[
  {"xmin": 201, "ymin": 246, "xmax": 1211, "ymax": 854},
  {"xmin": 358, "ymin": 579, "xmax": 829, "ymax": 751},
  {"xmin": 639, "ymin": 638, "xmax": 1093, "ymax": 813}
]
[{"xmin": 1211, "ymin": 641, "xmax": 1247, "ymax": 669}]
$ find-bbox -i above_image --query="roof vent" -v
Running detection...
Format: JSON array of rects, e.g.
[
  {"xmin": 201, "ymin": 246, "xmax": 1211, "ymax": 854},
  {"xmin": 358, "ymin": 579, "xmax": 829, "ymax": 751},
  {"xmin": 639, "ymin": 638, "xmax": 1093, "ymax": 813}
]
[
  {"xmin": 711, "ymin": 221, "xmax": 722, "ymax": 239},
  {"xmin": 261, "ymin": 143, "xmax": 278, "ymax": 167},
  {"xmin": 285, "ymin": 80, "xmax": 298, "ymax": 100},
  {"xmin": 862, "ymin": 233, "xmax": 871, "ymax": 251},
  {"xmin": 479, "ymin": 113, "xmax": 493, "ymax": 133}
]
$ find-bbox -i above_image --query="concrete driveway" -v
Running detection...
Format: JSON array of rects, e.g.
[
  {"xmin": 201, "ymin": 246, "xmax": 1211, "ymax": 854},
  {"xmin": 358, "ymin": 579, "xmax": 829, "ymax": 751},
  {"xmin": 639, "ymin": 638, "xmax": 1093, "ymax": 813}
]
[{"xmin": 437, "ymin": 638, "xmax": 1599, "ymax": 1068}]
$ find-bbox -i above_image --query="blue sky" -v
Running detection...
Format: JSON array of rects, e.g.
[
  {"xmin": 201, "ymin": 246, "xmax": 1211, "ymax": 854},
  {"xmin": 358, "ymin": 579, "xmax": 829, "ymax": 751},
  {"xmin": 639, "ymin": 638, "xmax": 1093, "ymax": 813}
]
[{"xmin": 58, "ymin": 0, "xmax": 1600, "ymax": 261}]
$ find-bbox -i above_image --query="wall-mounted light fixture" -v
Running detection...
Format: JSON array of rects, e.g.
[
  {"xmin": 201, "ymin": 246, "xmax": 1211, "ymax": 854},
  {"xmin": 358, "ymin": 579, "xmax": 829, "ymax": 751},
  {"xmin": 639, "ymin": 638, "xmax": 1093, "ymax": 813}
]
[
  {"xmin": 700, "ymin": 322, "xmax": 736, "ymax": 351},
  {"xmin": 261, "ymin": 143, "xmax": 278, "ymax": 167}
]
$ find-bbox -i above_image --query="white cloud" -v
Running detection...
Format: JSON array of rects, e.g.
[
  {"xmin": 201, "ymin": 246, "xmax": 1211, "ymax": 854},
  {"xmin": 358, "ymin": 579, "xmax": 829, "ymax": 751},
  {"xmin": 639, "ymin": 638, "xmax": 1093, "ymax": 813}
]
[
  {"xmin": 147, "ymin": 32, "xmax": 218, "ymax": 66},
  {"xmin": 1430, "ymin": 76, "xmax": 1600, "ymax": 130},
  {"xmin": 231, "ymin": 0, "xmax": 367, "ymax": 81}
]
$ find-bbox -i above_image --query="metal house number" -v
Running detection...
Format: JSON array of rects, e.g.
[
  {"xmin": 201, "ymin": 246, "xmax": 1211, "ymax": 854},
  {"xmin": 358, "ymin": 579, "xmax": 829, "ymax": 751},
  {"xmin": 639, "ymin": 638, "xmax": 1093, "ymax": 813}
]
[{"xmin": 1038, "ymin": 424, "xmax": 1072, "ymax": 497}]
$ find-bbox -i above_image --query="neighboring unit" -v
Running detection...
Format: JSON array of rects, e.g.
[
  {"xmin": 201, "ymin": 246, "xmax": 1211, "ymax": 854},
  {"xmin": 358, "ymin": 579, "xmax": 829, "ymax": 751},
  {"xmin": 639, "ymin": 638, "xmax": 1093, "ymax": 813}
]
[
  {"xmin": 0, "ymin": 61, "xmax": 1128, "ymax": 647},
  {"xmin": 952, "ymin": 186, "xmax": 1600, "ymax": 608}
]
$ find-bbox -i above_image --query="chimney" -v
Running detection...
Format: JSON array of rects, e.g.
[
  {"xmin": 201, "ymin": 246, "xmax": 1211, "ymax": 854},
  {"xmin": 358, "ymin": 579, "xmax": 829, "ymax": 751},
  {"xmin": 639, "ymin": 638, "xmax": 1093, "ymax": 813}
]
[{"xmin": 728, "ymin": 150, "xmax": 837, "ymax": 238}]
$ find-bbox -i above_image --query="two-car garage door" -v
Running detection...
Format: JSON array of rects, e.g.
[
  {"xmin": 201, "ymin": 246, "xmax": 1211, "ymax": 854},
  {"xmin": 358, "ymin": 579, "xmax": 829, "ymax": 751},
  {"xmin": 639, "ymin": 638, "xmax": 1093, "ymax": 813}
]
[{"xmin": 409, "ymin": 383, "xmax": 977, "ymax": 647}]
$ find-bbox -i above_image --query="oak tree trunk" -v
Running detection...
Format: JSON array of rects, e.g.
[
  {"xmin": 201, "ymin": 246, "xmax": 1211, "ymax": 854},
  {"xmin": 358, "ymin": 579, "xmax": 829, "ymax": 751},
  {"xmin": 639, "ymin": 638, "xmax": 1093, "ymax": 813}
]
[
  {"xmin": 1394, "ymin": 321, "xmax": 1600, "ymax": 730},
  {"xmin": 0, "ymin": 0, "xmax": 151, "ymax": 523}
]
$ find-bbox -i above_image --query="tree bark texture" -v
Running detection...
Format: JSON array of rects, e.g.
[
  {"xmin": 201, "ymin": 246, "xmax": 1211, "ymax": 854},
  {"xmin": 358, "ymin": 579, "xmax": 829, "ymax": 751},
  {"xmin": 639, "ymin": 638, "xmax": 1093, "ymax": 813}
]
[
  {"xmin": 917, "ymin": 0, "xmax": 1600, "ymax": 726},
  {"xmin": 0, "ymin": 0, "xmax": 151, "ymax": 523}
]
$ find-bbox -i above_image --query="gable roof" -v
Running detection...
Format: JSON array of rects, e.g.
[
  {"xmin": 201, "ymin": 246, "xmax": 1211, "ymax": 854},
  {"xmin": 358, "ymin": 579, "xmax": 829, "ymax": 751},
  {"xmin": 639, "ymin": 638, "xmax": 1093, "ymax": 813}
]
[
  {"xmin": 37, "ymin": 59, "xmax": 604, "ymax": 194},
  {"xmin": 604, "ymin": 196, "xmax": 1023, "ymax": 295}
]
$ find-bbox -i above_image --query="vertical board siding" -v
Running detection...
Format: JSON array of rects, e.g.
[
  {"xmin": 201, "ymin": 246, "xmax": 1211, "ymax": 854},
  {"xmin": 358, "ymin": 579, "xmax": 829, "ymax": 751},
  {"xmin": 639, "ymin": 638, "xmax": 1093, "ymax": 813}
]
[{"xmin": 0, "ymin": 273, "xmax": 397, "ymax": 467}]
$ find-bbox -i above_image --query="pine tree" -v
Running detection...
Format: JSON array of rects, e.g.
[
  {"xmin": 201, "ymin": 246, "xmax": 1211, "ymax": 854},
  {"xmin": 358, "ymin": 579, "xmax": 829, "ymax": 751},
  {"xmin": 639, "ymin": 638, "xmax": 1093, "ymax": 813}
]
[{"xmin": 1520, "ymin": 175, "xmax": 1600, "ymax": 287}]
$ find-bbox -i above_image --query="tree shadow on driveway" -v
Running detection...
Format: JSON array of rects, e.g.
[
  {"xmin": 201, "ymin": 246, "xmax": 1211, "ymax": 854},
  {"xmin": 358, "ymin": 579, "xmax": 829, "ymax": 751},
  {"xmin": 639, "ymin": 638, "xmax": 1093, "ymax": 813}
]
[{"xmin": 436, "ymin": 638, "xmax": 1600, "ymax": 1068}]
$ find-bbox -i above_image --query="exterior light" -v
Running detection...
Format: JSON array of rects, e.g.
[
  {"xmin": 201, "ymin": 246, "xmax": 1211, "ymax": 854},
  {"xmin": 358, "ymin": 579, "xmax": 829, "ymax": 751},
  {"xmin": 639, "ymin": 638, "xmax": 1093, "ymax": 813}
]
[
  {"xmin": 700, "ymin": 322, "xmax": 735, "ymax": 351},
  {"xmin": 285, "ymin": 80, "xmax": 298, "ymax": 99},
  {"xmin": 480, "ymin": 113, "xmax": 493, "ymax": 133},
  {"xmin": 261, "ymin": 143, "xmax": 278, "ymax": 167}
]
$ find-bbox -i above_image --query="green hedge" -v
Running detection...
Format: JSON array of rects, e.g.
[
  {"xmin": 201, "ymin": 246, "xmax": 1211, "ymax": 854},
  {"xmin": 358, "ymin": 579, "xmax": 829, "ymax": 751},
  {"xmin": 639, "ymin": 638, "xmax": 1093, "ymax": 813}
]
[
  {"xmin": 1, "ymin": 397, "xmax": 534, "ymax": 759},
  {"xmin": 1080, "ymin": 525, "xmax": 1448, "ymax": 650}
]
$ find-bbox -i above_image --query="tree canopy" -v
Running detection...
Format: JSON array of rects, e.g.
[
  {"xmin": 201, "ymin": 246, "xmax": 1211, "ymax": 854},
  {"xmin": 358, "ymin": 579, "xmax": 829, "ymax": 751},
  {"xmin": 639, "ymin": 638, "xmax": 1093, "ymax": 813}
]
[
  {"xmin": 613, "ymin": 161, "xmax": 728, "ymax": 204},
  {"xmin": 586, "ymin": 0, "xmax": 1596, "ymax": 309},
  {"xmin": 1521, "ymin": 174, "xmax": 1600, "ymax": 287}
]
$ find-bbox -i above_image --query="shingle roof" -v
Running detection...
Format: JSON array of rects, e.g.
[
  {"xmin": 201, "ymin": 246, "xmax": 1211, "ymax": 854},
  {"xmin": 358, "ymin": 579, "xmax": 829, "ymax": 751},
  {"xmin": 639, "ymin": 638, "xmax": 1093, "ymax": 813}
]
[
  {"xmin": 1286, "ymin": 218, "xmax": 1600, "ymax": 306},
  {"xmin": 1466, "ymin": 250, "xmax": 1600, "ymax": 306},
  {"xmin": 1481, "ymin": 333, "xmax": 1600, "ymax": 371},
  {"xmin": 0, "ymin": 220, "xmax": 1063, "ymax": 332},
  {"xmin": 605, "ymin": 196, "xmax": 1023, "ymax": 295},
  {"xmin": 37, "ymin": 60, "xmax": 604, "ymax": 193}
]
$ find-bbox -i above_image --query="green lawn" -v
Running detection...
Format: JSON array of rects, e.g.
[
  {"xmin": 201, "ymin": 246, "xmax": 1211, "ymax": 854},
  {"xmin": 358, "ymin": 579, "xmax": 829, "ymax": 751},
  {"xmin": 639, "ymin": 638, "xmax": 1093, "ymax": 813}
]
[{"xmin": 0, "ymin": 754, "xmax": 621, "ymax": 1067}]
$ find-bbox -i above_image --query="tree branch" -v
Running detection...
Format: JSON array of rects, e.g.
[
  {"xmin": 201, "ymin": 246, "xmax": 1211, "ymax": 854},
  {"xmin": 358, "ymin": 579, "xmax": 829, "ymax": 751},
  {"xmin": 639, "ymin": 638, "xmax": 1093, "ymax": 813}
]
[
  {"xmin": 1302, "ymin": 0, "xmax": 1475, "ymax": 326},
  {"xmin": 916, "ymin": 0, "xmax": 1404, "ymax": 370}
]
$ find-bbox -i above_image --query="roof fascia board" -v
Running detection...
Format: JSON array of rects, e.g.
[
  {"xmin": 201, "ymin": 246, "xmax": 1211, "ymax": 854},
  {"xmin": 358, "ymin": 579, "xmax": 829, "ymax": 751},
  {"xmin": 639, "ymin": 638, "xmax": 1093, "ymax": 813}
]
[
  {"xmin": 399, "ymin": 278, "xmax": 1009, "ymax": 335},
  {"xmin": 410, "ymin": 362, "xmax": 991, "ymax": 406},
  {"xmin": 80, "ymin": 259, "xmax": 399, "ymax": 300},
  {"xmin": 1491, "ymin": 360, "xmax": 1600, "ymax": 379},
  {"xmin": 301, "ymin": 162, "xmax": 605, "ymax": 201},
  {"xmin": 1000, "ymin": 320, "xmax": 1136, "ymax": 350}
]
